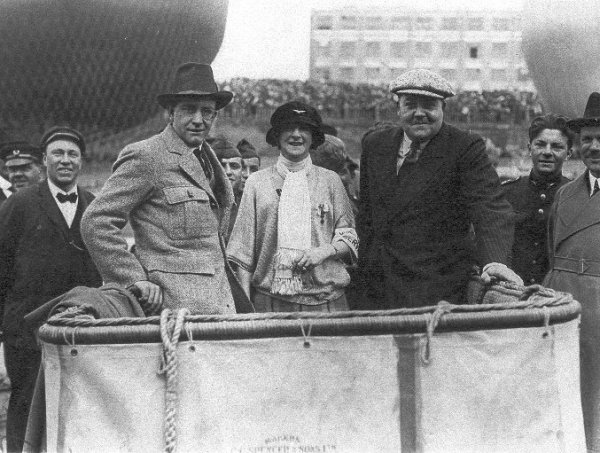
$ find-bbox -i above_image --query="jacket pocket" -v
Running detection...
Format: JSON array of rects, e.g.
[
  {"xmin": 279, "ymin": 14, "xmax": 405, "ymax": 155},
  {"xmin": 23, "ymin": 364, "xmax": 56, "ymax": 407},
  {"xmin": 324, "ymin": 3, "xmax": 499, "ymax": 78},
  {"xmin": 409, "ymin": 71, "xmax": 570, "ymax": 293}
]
[{"xmin": 163, "ymin": 186, "xmax": 218, "ymax": 239}]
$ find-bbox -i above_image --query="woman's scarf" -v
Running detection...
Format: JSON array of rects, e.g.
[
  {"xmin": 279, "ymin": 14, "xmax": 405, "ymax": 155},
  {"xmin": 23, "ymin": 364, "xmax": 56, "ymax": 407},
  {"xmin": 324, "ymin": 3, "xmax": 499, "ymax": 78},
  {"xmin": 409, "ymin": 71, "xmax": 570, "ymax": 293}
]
[{"xmin": 271, "ymin": 154, "xmax": 312, "ymax": 295}]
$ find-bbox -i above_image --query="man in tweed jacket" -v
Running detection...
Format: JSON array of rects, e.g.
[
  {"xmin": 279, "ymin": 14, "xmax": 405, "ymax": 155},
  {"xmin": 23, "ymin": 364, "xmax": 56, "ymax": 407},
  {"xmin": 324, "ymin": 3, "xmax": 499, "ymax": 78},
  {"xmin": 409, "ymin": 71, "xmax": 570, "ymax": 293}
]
[
  {"xmin": 82, "ymin": 63, "xmax": 252, "ymax": 314},
  {"xmin": 356, "ymin": 69, "xmax": 521, "ymax": 309}
]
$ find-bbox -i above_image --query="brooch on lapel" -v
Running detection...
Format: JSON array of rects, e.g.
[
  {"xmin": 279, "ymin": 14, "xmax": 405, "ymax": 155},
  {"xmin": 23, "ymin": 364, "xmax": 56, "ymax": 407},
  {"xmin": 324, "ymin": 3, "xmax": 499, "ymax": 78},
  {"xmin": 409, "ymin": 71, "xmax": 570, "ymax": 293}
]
[{"xmin": 318, "ymin": 203, "xmax": 330, "ymax": 224}]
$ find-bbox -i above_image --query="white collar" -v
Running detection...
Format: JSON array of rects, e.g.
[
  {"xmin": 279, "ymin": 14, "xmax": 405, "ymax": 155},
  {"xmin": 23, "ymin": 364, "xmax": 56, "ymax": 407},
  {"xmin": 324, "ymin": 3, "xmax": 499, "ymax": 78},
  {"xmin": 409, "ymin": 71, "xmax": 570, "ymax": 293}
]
[
  {"xmin": 0, "ymin": 175, "xmax": 10, "ymax": 190},
  {"xmin": 47, "ymin": 178, "xmax": 77, "ymax": 197},
  {"xmin": 400, "ymin": 133, "xmax": 430, "ymax": 156}
]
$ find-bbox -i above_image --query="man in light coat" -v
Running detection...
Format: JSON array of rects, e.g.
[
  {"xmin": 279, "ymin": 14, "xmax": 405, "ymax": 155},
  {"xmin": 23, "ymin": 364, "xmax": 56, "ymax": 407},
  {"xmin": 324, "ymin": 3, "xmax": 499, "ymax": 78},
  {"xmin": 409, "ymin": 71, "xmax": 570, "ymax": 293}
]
[
  {"xmin": 81, "ymin": 63, "xmax": 252, "ymax": 314},
  {"xmin": 545, "ymin": 92, "xmax": 600, "ymax": 452}
]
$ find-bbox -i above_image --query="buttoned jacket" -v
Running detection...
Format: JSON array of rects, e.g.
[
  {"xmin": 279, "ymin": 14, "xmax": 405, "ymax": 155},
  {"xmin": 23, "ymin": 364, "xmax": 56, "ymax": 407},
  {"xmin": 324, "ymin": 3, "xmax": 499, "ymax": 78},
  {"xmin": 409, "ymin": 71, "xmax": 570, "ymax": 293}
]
[
  {"xmin": 81, "ymin": 125, "xmax": 251, "ymax": 312},
  {"xmin": 357, "ymin": 123, "xmax": 514, "ymax": 307},
  {"xmin": 0, "ymin": 181, "xmax": 101, "ymax": 344}
]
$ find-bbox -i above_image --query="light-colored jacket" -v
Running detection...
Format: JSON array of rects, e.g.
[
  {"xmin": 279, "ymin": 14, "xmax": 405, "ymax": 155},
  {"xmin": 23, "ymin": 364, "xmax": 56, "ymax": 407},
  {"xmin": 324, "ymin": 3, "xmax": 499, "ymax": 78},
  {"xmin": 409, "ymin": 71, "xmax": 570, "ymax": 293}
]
[{"xmin": 81, "ymin": 125, "xmax": 238, "ymax": 313}]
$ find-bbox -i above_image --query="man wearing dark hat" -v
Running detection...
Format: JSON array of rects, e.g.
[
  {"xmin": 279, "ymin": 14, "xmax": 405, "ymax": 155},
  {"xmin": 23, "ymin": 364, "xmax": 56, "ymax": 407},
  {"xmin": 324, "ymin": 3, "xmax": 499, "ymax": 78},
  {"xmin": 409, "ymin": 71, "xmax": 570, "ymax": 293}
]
[
  {"xmin": 545, "ymin": 92, "xmax": 600, "ymax": 451},
  {"xmin": 356, "ymin": 68, "xmax": 521, "ymax": 310},
  {"xmin": 82, "ymin": 63, "xmax": 252, "ymax": 315},
  {"xmin": 237, "ymin": 138, "xmax": 260, "ymax": 193},
  {"xmin": 0, "ymin": 141, "xmax": 44, "ymax": 193},
  {"xmin": 0, "ymin": 126, "xmax": 101, "ymax": 452}
]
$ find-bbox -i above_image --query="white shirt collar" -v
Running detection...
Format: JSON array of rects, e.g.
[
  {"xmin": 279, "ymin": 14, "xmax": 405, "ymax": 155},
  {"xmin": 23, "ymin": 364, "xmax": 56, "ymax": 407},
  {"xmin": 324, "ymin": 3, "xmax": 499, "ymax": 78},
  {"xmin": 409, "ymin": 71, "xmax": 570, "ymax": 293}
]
[
  {"xmin": 399, "ymin": 133, "xmax": 430, "ymax": 157},
  {"xmin": 0, "ymin": 175, "xmax": 10, "ymax": 190},
  {"xmin": 47, "ymin": 178, "xmax": 77, "ymax": 197}
]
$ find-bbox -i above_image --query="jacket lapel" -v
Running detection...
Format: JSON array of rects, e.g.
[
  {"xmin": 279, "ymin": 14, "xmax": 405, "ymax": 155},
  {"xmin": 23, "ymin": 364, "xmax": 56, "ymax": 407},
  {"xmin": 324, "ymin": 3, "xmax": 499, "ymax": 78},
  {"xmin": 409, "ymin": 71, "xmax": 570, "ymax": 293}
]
[
  {"xmin": 386, "ymin": 124, "xmax": 449, "ymax": 218},
  {"xmin": 556, "ymin": 171, "xmax": 600, "ymax": 246},
  {"xmin": 371, "ymin": 127, "xmax": 403, "ymax": 204},
  {"xmin": 38, "ymin": 181, "xmax": 69, "ymax": 235}
]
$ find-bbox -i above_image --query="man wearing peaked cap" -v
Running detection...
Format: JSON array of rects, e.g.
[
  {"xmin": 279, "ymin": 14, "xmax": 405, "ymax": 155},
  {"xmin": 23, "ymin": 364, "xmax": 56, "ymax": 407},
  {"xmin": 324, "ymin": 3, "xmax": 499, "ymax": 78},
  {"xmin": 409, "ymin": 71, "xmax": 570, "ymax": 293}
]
[
  {"xmin": 0, "ymin": 125, "xmax": 101, "ymax": 452},
  {"xmin": 0, "ymin": 141, "xmax": 44, "ymax": 192},
  {"xmin": 208, "ymin": 136, "xmax": 244, "ymax": 241},
  {"xmin": 237, "ymin": 138, "xmax": 261, "ymax": 193},
  {"xmin": 545, "ymin": 92, "xmax": 600, "ymax": 450},
  {"xmin": 81, "ymin": 62, "xmax": 253, "ymax": 315},
  {"xmin": 356, "ymin": 68, "xmax": 520, "ymax": 310}
]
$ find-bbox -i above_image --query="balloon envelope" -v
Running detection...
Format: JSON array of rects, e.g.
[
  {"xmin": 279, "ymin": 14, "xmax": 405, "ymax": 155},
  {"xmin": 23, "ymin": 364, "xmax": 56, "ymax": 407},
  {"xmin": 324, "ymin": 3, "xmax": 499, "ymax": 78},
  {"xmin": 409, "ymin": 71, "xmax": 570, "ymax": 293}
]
[
  {"xmin": 0, "ymin": 0, "xmax": 228, "ymax": 140},
  {"xmin": 522, "ymin": 0, "xmax": 600, "ymax": 118}
]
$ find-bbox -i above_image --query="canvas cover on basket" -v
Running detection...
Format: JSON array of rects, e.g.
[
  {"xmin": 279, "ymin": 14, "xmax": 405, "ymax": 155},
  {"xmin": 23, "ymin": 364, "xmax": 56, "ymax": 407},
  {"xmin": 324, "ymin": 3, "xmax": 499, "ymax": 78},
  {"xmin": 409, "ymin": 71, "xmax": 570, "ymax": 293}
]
[{"xmin": 40, "ymin": 318, "xmax": 584, "ymax": 453}]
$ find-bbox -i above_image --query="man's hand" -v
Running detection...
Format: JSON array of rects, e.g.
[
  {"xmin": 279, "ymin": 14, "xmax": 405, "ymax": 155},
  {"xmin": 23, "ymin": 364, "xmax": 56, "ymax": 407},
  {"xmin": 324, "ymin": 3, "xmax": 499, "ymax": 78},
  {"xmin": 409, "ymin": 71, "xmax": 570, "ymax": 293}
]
[
  {"xmin": 130, "ymin": 280, "xmax": 163, "ymax": 315},
  {"xmin": 295, "ymin": 245, "xmax": 335, "ymax": 272},
  {"xmin": 481, "ymin": 263, "xmax": 524, "ymax": 286}
]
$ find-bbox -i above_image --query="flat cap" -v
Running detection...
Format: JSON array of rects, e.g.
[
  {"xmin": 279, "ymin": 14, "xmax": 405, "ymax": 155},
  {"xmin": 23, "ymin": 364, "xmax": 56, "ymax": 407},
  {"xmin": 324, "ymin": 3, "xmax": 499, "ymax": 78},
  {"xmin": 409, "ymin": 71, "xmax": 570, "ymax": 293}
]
[
  {"xmin": 390, "ymin": 69, "xmax": 455, "ymax": 100},
  {"xmin": 0, "ymin": 141, "xmax": 43, "ymax": 167},
  {"xmin": 40, "ymin": 126, "xmax": 86, "ymax": 155}
]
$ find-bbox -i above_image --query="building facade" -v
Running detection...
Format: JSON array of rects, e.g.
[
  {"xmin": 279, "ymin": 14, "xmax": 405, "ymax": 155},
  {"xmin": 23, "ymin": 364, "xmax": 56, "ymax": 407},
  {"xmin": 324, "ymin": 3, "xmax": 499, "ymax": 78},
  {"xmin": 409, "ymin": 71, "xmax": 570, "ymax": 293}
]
[{"xmin": 310, "ymin": 8, "xmax": 535, "ymax": 92}]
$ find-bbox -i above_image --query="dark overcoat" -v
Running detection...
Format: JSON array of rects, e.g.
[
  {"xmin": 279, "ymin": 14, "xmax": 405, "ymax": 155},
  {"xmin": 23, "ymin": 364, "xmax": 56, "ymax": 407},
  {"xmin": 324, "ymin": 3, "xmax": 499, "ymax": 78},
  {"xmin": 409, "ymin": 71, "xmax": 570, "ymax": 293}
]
[
  {"xmin": 0, "ymin": 180, "xmax": 101, "ymax": 344},
  {"xmin": 356, "ymin": 123, "xmax": 514, "ymax": 309},
  {"xmin": 544, "ymin": 171, "xmax": 600, "ymax": 451}
]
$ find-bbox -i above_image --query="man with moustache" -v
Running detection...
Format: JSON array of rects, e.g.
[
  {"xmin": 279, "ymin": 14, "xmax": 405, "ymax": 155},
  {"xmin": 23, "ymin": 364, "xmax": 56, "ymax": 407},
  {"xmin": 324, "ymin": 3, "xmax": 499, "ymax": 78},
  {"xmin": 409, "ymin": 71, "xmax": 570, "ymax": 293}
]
[
  {"xmin": 82, "ymin": 63, "xmax": 252, "ymax": 315},
  {"xmin": 0, "ymin": 127, "xmax": 101, "ymax": 452},
  {"xmin": 0, "ymin": 141, "xmax": 43, "ymax": 194},
  {"xmin": 502, "ymin": 114, "xmax": 573, "ymax": 285},
  {"xmin": 545, "ymin": 92, "xmax": 600, "ymax": 451},
  {"xmin": 356, "ymin": 69, "xmax": 521, "ymax": 310}
]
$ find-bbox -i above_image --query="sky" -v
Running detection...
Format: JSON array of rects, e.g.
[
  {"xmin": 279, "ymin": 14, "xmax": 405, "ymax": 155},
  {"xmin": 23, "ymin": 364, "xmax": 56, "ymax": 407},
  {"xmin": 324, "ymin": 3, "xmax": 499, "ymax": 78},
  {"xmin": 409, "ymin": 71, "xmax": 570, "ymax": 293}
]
[{"xmin": 212, "ymin": 0, "xmax": 524, "ymax": 81}]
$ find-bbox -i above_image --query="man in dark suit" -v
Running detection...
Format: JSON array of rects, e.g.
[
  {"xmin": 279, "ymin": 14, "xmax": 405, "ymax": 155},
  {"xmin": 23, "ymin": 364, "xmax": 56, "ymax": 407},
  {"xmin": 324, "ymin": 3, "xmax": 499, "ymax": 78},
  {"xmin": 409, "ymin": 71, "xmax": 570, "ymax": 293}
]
[
  {"xmin": 356, "ymin": 69, "xmax": 521, "ymax": 309},
  {"xmin": 0, "ymin": 126, "xmax": 101, "ymax": 452}
]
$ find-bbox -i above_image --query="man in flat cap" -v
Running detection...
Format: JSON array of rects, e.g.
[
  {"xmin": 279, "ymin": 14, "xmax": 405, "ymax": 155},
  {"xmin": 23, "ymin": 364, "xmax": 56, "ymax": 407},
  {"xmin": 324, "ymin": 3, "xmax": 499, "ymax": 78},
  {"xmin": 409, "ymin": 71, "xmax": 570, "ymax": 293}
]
[
  {"xmin": 0, "ymin": 141, "xmax": 44, "ymax": 193},
  {"xmin": 545, "ymin": 92, "xmax": 600, "ymax": 451},
  {"xmin": 82, "ymin": 63, "xmax": 252, "ymax": 315},
  {"xmin": 356, "ymin": 69, "xmax": 521, "ymax": 310},
  {"xmin": 0, "ymin": 126, "xmax": 101, "ymax": 452}
]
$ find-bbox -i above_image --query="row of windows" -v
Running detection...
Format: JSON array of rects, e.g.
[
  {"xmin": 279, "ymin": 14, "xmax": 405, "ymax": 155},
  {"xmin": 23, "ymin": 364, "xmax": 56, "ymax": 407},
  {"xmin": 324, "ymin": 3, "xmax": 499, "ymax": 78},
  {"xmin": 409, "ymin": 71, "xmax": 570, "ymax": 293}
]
[
  {"xmin": 312, "ymin": 67, "xmax": 525, "ymax": 82},
  {"xmin": 315, "ymin": 42, "xmax": 516, "ymax": 59},
  {"xmin": 314, "ymin": 15, "xmax": 516, "ymax": 31}
]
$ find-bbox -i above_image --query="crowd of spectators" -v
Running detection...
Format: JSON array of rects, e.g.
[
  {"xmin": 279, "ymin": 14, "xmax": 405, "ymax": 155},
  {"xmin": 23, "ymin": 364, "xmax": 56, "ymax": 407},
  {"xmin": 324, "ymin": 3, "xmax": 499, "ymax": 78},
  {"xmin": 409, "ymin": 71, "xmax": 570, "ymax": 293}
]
[{"xmin": 219, "ymin": 78, "xmax": 544, "ymax": 124}]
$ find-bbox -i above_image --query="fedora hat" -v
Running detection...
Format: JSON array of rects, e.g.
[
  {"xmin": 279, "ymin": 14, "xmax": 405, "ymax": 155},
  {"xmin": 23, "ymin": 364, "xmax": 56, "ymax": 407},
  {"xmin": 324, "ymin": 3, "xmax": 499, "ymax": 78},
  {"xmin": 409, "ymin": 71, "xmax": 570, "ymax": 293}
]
[
  {"xmin": 157, "ymin": 62, "xmax": 233, "ymax": 110},
  {"xmin": 266, "ymin": 101, "xmax": 325, "ymax": 149},
  {"xmin": 568, "ymin": 92, "xmax": 600, "ymax": 132}
]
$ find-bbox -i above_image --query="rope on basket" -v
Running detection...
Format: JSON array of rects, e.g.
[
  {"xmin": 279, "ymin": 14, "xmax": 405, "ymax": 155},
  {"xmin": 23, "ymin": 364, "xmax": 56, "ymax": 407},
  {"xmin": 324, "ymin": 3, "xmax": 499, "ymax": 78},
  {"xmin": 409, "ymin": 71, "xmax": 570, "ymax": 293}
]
[
  {"xmin": 158, "ymin": 308, "xmax": 189, "ymax": 453},
  {"xmin": 421, "ymin": 301, "xmax": 454, "ymax": 365}
]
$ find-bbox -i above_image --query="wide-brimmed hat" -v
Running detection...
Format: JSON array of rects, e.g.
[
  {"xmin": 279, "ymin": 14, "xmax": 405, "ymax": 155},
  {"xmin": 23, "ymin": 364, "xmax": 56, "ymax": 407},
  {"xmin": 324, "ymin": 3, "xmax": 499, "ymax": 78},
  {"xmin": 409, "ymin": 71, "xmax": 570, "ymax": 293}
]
[
  {"xmin": 40, "ymin": 126, "xmax": 86, "ymax": 155},
  {"xmin": 390, "ymin": 68, "xmax": 455, "ymax": 100},
  {"xmin": 0, "ymin": 141, "xmax": 43, "ymax": 167},
  {"xmin": 568, "ymin": 92, "xmax": 600, "ymax": 132},
  {"xmin": 157, "ymin": 62, "xmax": 233, "ymax": 110},
  {"xmin": 266, "ymin": 101, "xmax": 325, "ymax": 148}
]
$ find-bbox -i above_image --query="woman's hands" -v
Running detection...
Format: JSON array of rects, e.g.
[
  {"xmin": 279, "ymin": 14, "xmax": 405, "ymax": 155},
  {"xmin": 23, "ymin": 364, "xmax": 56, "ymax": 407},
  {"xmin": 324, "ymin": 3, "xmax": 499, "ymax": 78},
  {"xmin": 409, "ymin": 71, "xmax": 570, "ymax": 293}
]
[{"xmin": 294, "ymin": 245, "xmax": 336, "ymax": 272}]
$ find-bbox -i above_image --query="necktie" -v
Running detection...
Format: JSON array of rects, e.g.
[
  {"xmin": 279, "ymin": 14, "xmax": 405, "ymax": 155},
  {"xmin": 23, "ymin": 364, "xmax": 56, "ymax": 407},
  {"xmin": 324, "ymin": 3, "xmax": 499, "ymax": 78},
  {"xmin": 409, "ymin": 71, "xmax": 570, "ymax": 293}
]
[
  {"xmin": 57, "ymin": 192, "xmax": 77, "ymax": 203},
  {"xmin": 593, "ymin": 180, "xmax": 600, "ymax": 197},
  {"xmin": 193, "ymin": 147, "xmax": 213, "ymax": 182},
  {"xmin": 404, "ymin": 141, "xmax": 422, "ymax": 164},
  {"xmin": 8, "ymin": 186, "xmax": 16, "ymax": 193}
]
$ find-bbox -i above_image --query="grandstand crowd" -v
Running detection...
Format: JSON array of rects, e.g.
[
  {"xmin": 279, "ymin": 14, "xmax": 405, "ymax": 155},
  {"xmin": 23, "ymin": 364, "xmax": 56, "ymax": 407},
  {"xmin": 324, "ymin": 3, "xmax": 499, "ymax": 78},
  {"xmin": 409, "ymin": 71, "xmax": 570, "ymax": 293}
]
[{"xmin": 219, "ymin": 77, "xmax": 545, "ymax": 124}]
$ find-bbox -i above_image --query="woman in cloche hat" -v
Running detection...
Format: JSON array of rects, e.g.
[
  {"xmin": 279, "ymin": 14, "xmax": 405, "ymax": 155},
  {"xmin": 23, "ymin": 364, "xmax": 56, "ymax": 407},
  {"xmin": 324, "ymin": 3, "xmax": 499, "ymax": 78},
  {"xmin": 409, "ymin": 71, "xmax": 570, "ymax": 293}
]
[{"xmin": 227, "ymin": 101, "xmax": 358, "ymax": 312}]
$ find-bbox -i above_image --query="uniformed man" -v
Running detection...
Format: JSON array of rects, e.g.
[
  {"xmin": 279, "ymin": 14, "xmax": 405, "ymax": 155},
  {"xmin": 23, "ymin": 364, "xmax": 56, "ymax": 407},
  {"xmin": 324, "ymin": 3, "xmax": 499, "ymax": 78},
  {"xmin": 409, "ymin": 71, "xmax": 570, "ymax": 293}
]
[
  {"xmin": 210, "ymin": 137, "xmax": 244, "ymax": 240},
  {"xmin": 0, "ymin": 141, "xmax": 44, "ymax": 192},
  {"xmin": 502, "ymin": 114, "xmax": 573, "ymax": 284},
  {"xmin": 237, "ymin": 138, "xmax": 260, "ymax": 193}
]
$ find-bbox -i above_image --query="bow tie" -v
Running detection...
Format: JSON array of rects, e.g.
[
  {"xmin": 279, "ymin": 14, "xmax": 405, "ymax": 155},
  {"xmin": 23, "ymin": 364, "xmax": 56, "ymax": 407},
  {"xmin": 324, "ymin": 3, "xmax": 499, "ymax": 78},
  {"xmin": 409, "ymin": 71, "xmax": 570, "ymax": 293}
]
[{"xmin": 57, "ymin": 192, "xmax": 77, "ymax": 203}]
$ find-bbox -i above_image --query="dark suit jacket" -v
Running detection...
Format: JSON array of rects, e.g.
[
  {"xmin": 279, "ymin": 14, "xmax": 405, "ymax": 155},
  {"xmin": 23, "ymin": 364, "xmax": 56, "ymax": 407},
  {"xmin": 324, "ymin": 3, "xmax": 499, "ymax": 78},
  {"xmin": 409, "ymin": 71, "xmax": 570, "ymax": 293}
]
[
  {"xmin": 0, "ymin": 180, "xmax": 102, "ymax": 346},
  {"xmin": 357, "ymin": 123, "xmax": 514, "ymax": 308}
]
